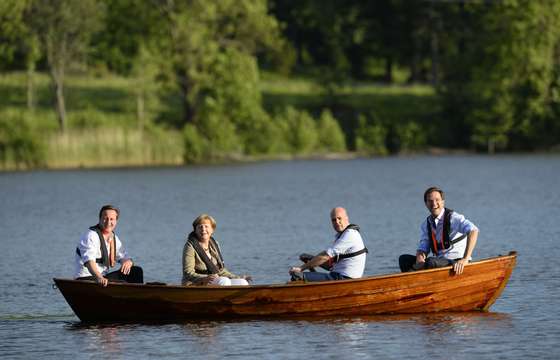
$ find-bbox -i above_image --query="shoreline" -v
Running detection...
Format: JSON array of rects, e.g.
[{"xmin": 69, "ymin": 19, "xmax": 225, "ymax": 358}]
[{"xmin": 2, "ymin": 147, "xmax": 559, "ymax": 172}]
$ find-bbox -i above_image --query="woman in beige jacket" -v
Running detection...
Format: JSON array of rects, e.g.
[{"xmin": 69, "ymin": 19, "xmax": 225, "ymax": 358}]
[{"xmin": 182, "ymin": 214, "xmax": 252, "ymax": 286}]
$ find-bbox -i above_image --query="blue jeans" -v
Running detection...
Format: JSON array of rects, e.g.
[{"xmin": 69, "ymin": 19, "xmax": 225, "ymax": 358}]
[{"xmin": 303, "ymin": 271, "xmax": 351, "ymax": 282}]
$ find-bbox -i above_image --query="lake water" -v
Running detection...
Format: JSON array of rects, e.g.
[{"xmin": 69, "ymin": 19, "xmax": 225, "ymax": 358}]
[{"xmin": 1, "ymin": 155, "xmax": 559, "ymax": 359}]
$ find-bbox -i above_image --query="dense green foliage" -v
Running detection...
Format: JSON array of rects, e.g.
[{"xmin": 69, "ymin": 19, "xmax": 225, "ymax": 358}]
[
  {"xmin": 0, "ymin": 109, "xmax": 45, "ymax": 169},
  {"xmin": 435, "ymin": 0, "xmax": 560, "ymax": 152},
  {"xmin": 1, "ymin": 0, "xmax": 560, "ymax": 169}
]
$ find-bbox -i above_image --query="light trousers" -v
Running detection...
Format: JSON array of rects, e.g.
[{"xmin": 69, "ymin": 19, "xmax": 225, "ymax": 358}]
[{"xmin": 210, "ymin": 276, "xmax": 249, "ymax": 286}]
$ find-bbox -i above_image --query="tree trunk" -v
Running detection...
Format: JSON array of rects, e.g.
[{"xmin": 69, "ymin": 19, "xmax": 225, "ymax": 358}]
[
  {"xmin": 488, "ymin": 138, "xmax": 495, "ymax": 154},
  {"xmin": 177, "ymin": 69, "xmax": 195, "ymax": 124},
  {"xmin": 430, "ymin": 9, "xmax": 442, "ymax": 86},
  {"xmin": 55, "ymin": 80, "xmax": 66, "ymax": 132},
  {"xmin": 136, "ymin": 90, "xmax": 145, "ymax": 131},
  {"xmin": 51, "ymin": 69, "xmax": 66, "ymax": 133},
  {"xmin": 408, "ymin": 27, "xmax": 423, "ymax": 83},
  {"xmin": 384, "ymin": 56, "xmax": 393, "ymax": 83},
  {"xmin": 46, "ymin": 34, "xmax": 67, "ymax": 133},
  {"xmin": 26, "ymin": 66, "xmax": 35, "ymax": 110}
]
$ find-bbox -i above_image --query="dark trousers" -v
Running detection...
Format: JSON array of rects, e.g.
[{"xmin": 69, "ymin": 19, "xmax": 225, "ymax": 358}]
[
  {"xmin": 399, "ymin": 254, "xmax": 454, "ymax": 272},
  {"xmin": 77, "ymin": 265, "xmax": 144, "ymax": 283}
]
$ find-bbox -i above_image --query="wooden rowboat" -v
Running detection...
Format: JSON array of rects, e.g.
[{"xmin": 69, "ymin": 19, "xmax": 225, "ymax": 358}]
[{"xmin": 54, "ymin": 251, "xmax": 516, "ymax": 322}]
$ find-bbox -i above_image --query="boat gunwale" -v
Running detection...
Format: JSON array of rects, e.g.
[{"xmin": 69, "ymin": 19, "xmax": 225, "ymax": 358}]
[{"xmin": 53, "ymin": 251, "xmax": 517, "ymax": 291}]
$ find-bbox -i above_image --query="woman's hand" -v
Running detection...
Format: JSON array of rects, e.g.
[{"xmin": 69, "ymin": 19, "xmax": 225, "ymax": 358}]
[{"xmin": 202, "ymin": 274, "xmax": 218, "ymax": 285}]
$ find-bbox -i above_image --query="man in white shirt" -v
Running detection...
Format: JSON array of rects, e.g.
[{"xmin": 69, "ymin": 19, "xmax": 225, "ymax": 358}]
[
  {"xmin": 399, "ymin": 186, "xmax": 479, "ymax": 275},
  {"xmin": 75, "ymin": 205, "xmax": 143, "ymax": 286},
  {"xmin": 289, "ymin": 207, "xmax": 367, "ymax": 282}
]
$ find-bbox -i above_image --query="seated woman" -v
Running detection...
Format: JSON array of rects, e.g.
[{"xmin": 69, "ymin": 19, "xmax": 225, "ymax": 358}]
[{"xmin": 182, "ymin": 214, "xmax": 252, "ymax": 286}]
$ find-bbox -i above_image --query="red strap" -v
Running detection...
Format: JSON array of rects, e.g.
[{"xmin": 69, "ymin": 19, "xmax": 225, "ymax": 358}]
[
  {"xmin": 430, "ymin": 221, "xmax": 444, "ymax": 254},
  {"xmin": 430, "ymin": 226, "xmax": 438, "ymax": 254}
]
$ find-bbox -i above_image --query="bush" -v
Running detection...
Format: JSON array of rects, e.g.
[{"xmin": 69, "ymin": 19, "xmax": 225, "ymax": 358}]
[
  {"xmin": 274, "ymin": 106, "xmax": 318, "ymax": 154},
  {"xmin": 355, "ymin": 114, "xmax": 388, "ymax": 155},
  {"xmin": 317, "ymin": 109, "xmax": 346, "ymax": 152},
  {"xmin": 242, "ymin": 112, "xmax": 289, "ymax": 155},
  {"xmin": 386, "ymin": 121, "xmax": 426, "ymax": 153},
  {"xmin": 183, "ymin": 104, "xmax": 243, "ymax": 164},
  {"xmin": 0, "ymin": 110, "xmax": 46, "ymax": 169},
  {"xmin": 396, "ymin": 121, "xmax": 426, "ymax": 152},
  {"xmin": 183, "ymin": 124, "xmax": 208, "ymax": 164}
]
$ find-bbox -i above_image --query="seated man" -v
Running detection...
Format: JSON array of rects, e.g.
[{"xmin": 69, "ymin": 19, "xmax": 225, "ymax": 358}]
[
  {"xmin": 289, "ymin": 207, "xmax": 367, "ymax": 282},
  {"xmin": 399, "ymin": 186, "xmax": 479, "ymax": 275},
  {"xmin": 74, "ymin": 204, "xmax": 143, "ymax": 286}
]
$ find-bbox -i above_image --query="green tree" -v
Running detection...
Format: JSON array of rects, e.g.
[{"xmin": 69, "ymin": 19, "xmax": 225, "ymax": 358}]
[
  {"xmin": 0, "ymin": 111, "xmax": 45, "ymax": 169},
  {"xmin": 0, "ymin": 0, "xmax": 40, "ymax": 110},
  {"xmin": 90, "ymin": 0, "xmax": 163, "ymax": 75},
  {"xmin": 183, "ymin": 112, "xmax": 242, "ymax": 164},
  {"xmin": 130, "ymin": 44, "xmax": 160, "ymax": 131},
  {"xmin": 156, "ymin": 0, "xmax": 283, "ymax": 125},
  {"xmin": 275, "ymin": 106, "xmax": 318, "ymax": 154},
  {"xmin": 438, "ymin": 1, "xmax": 560, "ymax": 152},
  {"xmin": 355, "ymin": 114, "xmax": 387, "ymax": 156},
  {"xmin": 271, "ymin": 0, "xmax": 364, "ymax": 84},
  {"xmin": 31, "ymin": 0, "xmax": 105, "ymax": 132},
  {"xmin": 0, "ymin": 0, "xmax": 27, "ymax": 67},
  {"xmin": 317, "ymin": 109, "xmax": 346, "ymax": 152}
]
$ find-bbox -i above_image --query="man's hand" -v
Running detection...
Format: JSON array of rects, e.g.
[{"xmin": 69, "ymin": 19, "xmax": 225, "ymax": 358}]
[
  {"xmin": 120, "ymin": 259, "xmax": 133, "ymax": 275},
  {"xmin": 86, "ymin": 260, "xmax": 108, "ymax": 286},
  {"xmin": 453, "ymin": 258, "xmax": 468, "ymax": 275},
  {"xmin": 289, "ymin": 266, "xmax": 303, "ymax": 275},
  {"xmin": 96, "ymin": 276, "xmax": 108, "ymax": 287},
  {"xmin": 415, "ymin": 251, "xmax": 426, "ymax": 269}
]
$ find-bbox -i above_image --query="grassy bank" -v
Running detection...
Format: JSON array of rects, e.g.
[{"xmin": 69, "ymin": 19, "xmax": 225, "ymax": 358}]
[
  {"xmin": 260, "ymin": 72, "xmax": 439, "ymax": 151},
  {"xmin": 0, "ymin": 71, "xmax": 438, "ymax": 170},
  {"xmin": 0, "ymin": 72, "xmax": 182, "ymax": 170},
  {"xmin": 46, "ymin": 128, "xmax": 183, "ymax": 169}
]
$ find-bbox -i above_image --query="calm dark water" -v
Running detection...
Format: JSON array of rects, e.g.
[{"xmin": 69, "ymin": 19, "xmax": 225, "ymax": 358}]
[{"xmin": 1, "ymin": 155, "xmax": 559, "ymax": 359}]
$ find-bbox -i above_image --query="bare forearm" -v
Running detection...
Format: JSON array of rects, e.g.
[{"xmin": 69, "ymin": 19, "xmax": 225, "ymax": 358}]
[
  {"xmin": 85, "ymin": 260, "xmax": 103, "ymax": 278},
  {"xmin": 463, "ymin": 229, "xmax": 479, "ymax": 260},
  {"xmin": 301, "ymin": 252, "xmax": 330, "ymax": 271},
  {"xmin": 85, "ymin": 260, "xmax": 109, "ymax": 286}
]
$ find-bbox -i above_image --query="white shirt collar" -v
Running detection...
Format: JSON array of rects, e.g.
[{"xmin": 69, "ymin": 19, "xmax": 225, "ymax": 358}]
[{"xmin": 434, "ymin": 208, "xmax": 445, "ymax": 225}]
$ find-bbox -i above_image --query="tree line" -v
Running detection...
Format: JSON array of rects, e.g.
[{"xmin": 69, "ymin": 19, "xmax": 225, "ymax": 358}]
[{"xmin": 1, "ymin": 0, "xmax": 560, "ymax": 168}]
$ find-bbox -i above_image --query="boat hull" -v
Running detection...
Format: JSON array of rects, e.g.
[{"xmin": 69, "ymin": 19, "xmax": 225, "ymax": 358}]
[{"xmin": 54, "ymin": 252, "xmax": 516, "ymax": 322}]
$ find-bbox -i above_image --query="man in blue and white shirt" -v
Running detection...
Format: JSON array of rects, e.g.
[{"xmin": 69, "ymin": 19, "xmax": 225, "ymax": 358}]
[{"xmin": 399, "ymin": 187, "xmax": 479, "ymax": 275}]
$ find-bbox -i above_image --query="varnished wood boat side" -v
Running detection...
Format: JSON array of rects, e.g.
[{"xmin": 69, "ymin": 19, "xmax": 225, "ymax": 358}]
[{"xmin": 54, "ymin": 252, "xmax": 517, "ymax": 321}]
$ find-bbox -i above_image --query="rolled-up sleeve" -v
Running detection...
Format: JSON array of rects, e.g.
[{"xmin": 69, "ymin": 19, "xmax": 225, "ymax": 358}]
[
  {"xmin": 452, "ymin": 212, "xmax": 478, "ymax": 235},
  {"xmin": 326, "ymin": 234, "xmax": 349, "ymax": 257},
  {"xmin": 78, "ymin": 231, "xmax": 99, "ymax": 263}
]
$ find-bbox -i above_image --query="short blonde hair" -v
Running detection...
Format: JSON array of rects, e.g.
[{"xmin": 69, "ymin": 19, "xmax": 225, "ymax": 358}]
[{"xmin": 192, "ymin": 213, "xmax": 217, "ymax": 231}]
